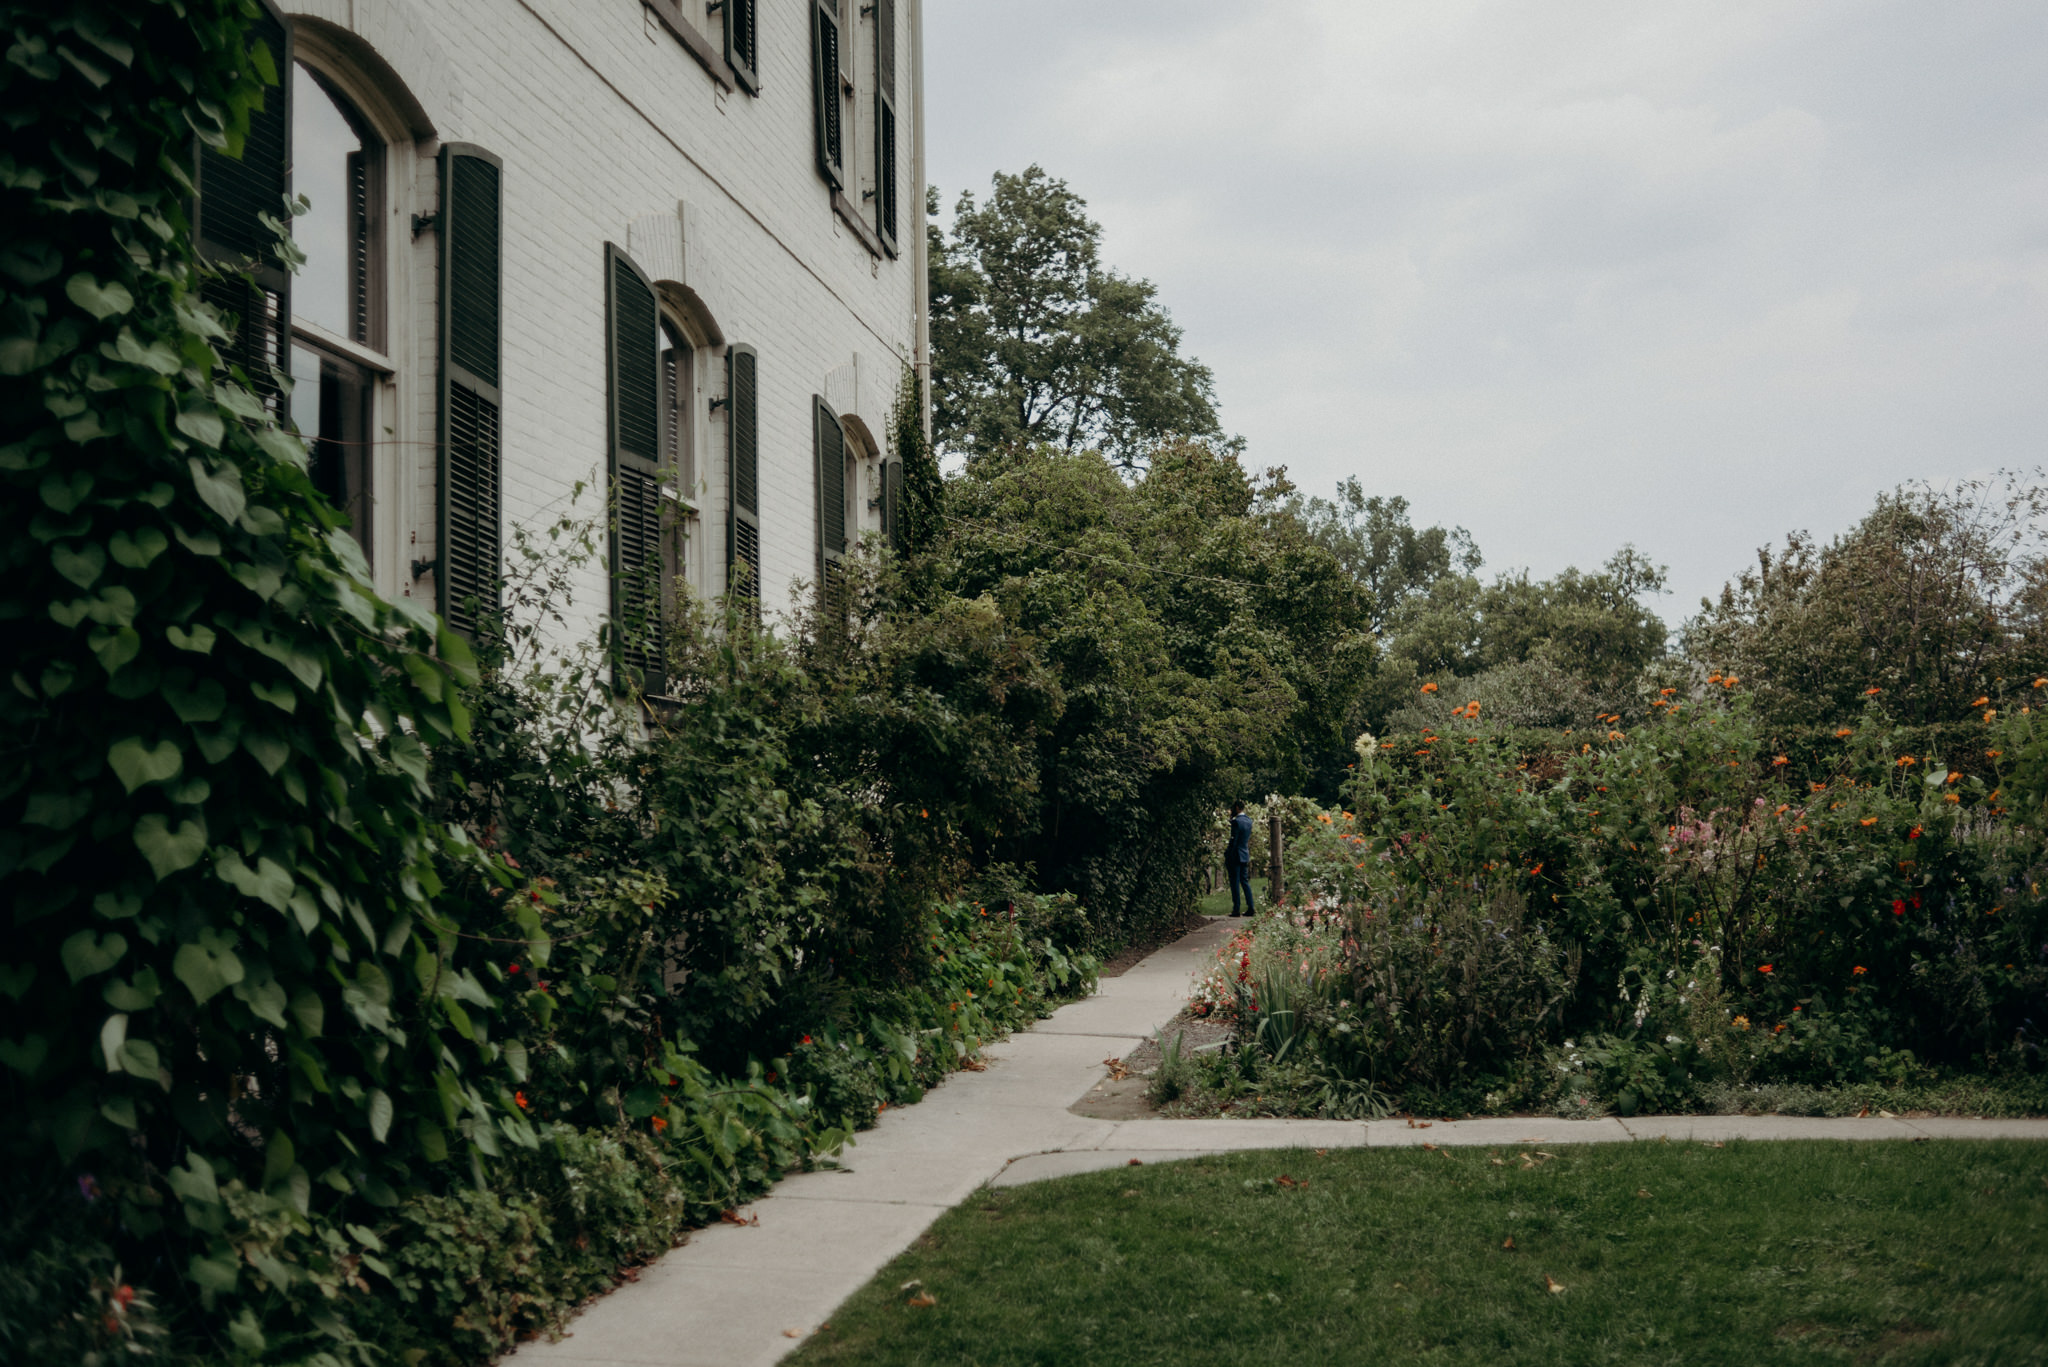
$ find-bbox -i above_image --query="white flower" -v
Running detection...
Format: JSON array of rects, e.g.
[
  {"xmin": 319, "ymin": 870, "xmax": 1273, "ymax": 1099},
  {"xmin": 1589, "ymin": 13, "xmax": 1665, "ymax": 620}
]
[
  {"xmin": 1352, "ymin": 731, "xmax": 1379, "ymax": 760},
  {"xmin": 1665, "ymin": 1034, "xmax": 1682, "ymax": 1045}
]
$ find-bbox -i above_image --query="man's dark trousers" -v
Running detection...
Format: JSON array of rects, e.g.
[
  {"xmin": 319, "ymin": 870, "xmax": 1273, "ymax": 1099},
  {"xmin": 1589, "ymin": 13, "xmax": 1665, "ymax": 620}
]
[{"xmin": 1226, "ymin": 857, "xmax": 1255, "ymax": 916}]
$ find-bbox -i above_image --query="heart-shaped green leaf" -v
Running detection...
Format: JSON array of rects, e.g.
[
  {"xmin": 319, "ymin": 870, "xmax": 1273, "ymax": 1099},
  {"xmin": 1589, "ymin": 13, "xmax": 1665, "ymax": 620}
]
[
  {"xmin": 65, "ymin": 272, "xmax": 134, "ymax": 319},
  {"xmin": 167, "ymin": 1153, "xmax": 220, "ymax": 1207},
  {"xmin": 216, "ymin": 852, "xmax": 292, "ymax": 911},
  {"xmin": 39, "ymin": 470, "xmax": 91, "ymax": 513},
  {"xmin": 173, "ymin": 927, "xmax": 244, "ymax": 1004},
  {"xmin": 367, "ymin": 1089, "xmax": 392, "ymax": 1144},
  {"xmin": 24, "ymin": 791, "xmax": 90, "ymax": 829},
  {"xmin": 103, "ymin": 966, "xmax": 162, "ymax": 1012},
  {"xmin": 109, "ymin": 526, "xmax": 168, "ymax": 568},
  {"xmin": 61, "ymin": 929, "xmax": 128, "ymax": 982},
  {"xmin": 250, "ymin": 678, "xmax": 296, "ymax": 713},
  {"xmin": 187, "ymin": 456, "xmax": 245, "ymax": 522},
  {"xmin": 108, "ymin": 737, "xmax": 183, "ymax": 793},
  {"xmin": 133, "ymin": 813, "xmax": 207, "ymax": 880},
  {"xmin": 174, "ymin": 406, "xmax": 224, "ymax": 450},
  {"xmin": 100, "ymin": 1095, "xmax": 139, "ymax": 1130},
  {"xmin": 165, "ymin": 623, "xmax": 217, "ymax": 655},
  {"xmin": 52, "ymin": 540, "xmax": 105, "ymax": 588},
  {"xmin": 234, "ymin": 974, "xmax": 288, "ymax": 1028},
  {"xmin": 0, "ymin": 964, "xmax": 33, "ymax": 999},
  {"xmin": 92, "ymin": 625, "xmax": 140, "ymax": 674},
  {"xmin": 163, "ymin": 676, "xmax": 225, "ymax": 724},
  {"xmin": 48, "ymin": 599, "xmax": 90, "ymax": 629},
  {"xmin": 0, "ymin": 1035, "xmax": 48, "ymax": 1075},
  {"xmin": 242, "ymin": 730, "xmax": 289, "ymax": 775},
  {"xmin": 116, "ymin": 1037, "xmax": 159, "ymax": 1081}
]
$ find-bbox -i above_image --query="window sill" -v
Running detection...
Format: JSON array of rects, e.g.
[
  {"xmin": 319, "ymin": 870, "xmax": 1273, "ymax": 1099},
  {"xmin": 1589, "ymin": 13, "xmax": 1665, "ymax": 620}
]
[
  {"xmin": 832, "ymin": 190, "xmax": 889, "ymax": 260},
  {"xmin": 292, "ymin": 318, "xmax": 395, "ymax": 375},
  {"xmin": 642, "ymin": 0, "xmax": 738, "ymax": 93}
]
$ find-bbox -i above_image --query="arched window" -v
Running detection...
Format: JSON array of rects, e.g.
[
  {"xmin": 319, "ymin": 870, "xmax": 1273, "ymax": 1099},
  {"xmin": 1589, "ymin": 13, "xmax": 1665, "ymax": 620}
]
[{"xmin": 287, "ymin": 61, "xmax": 388, "ymax": 559}]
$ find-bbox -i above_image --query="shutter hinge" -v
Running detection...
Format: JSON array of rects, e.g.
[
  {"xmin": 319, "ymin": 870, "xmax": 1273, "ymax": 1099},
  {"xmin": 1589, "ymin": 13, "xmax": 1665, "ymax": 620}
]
[
  {"xmin": 411, "ymin": 211, "xmax": 440, "ymax": 239},
  {"xmin": 860, "ymin": 4, "xmax": 875, "ymax": 14},
  {"xmin": 709, "ymin": 396, "xmax": 729, "ymax": 412},
  {"xmin": 707, "ymin": 0, "xmax": 723, "ymax": 9},
  {"xmin": 411, "ymin": 556, "xmax": 439, "ymax": 580}
]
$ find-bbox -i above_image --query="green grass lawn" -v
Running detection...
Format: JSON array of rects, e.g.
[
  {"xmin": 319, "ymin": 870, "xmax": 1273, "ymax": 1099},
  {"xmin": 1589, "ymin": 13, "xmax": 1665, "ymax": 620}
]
[{"xmin": 791, "ymin": 1141, "xmax": 2048, "ymax": 1366}]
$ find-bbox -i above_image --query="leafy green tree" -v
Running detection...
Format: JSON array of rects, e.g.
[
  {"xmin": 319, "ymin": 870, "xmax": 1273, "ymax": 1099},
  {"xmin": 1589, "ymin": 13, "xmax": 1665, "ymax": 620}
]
[
  {"xmin": 1281, "ymin": 478, "xmax": 1480, "ymax": 633},
  {"xmin": 929, "ymin": 167, "xmax": 1221, "ymax": 469},
  {"xmin": 1683, "ymin": 477, "xmax": 2048, "ymax": 727}
]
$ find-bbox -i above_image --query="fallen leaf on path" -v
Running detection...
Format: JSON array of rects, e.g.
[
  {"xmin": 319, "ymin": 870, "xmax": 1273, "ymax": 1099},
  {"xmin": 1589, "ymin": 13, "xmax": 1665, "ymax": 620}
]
[
  {"xmin": 1127, "ymin": 1158, "xmax": 1144, "ymax": 1167},
  {"xmin": 783, "ymin": 1329, "xmax": 804, "ymax": 1338},
  {"xmin": 719, "ymin": 1209, "xmax": 759, "ymax": 1227},
  {"xmin": 1103, "ymin": 1057, "xmax": 1132, "ymax": 1081},
  {"xmin": 1407, "ymin": 1118, "xmax": 1433, "ymax": 1129},
  {"xmin": 1545, "ymin": 1275, "xmax": 1566, "ymax": 1295},
  {"xmin": 907, "ymin": 1293, "xmax": 937, "ymax": 1309},
  {"xmin": 1276, "ymin": 1174, "xmax": 1306, "ymax": 1188},
  {"xmin": 960, "ymin": 1057, "xmax": 987, "ymax": 1072},
  {"xmin": 1315, "ymin": 1148, "xmax": 1328, "ymax": 1157}
]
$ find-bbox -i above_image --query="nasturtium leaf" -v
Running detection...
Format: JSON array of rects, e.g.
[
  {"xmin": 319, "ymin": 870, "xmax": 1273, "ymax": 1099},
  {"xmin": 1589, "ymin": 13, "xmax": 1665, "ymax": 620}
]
[
  {"xmin": 167, "ymin": 776, "xmax": 211, "ymax": 805},
  {"xmin": 109, "ymin": 526, "xmax": 168, "ymax": 568},
  {"xmin": 172, "ymin": 927, "xmax": 244, "ymax": 1004},
  {"xmin": 215, "ymin": 852, "xmax": 291, "ymax": 912},
  {"xmin": 48, "ymin": 599, "xmax": 90, "ymax": 629},
  {"xmin": 171, "ymin": 525, "xmax": 221, "ymax": 557},
  {"xmin": 238, "ymin": 504, "xmax": 285, "ymax": 537},
  {"xmin": 108, "ymin": 736, "xmax": 183, "ymax": 792},
  {"xmin": 367, "ymin": 1089, "xmax": 393, "ymax": 1143},
  {"xmin": 114, "ymin": 326, "xmax": 181, "ymax": 374},
  {"xmin": 91, "ymin": 890, "xmax": 141, "ymax": 920},
  {"xmin": 39, "ymin": 661, "xmax": 75, "ymax": 696},
  {"xmin": 166, "ymin": 1152, "xmax": 220, "ymax": 1207},
  {"xmin": 99, "ymin": 1094, "xmax": 138, "ymax": 1129},
  {"xmin": 0, "ymin": 1036, "xmax": 48, "ymax": 1075},
  {"xmin": 186, "ymin": 456, "xmax": 245, "ymax": 522},
  {"xmin": 173, "ymin": 405, "xmax": 224, "ymax": 450},
  {"xmin": 103, "ymin": 966, "xmax": 162, "ymax": 1012},
  {"xmin": 92, "ymin": 625, "xmax": 140, "ymax": 674},
  {"xmin": 65, "ymin": 272, "xmax": 133, "ymax": 319},
  {"xmin": 52, "ymin": 540, "xmax": 105, "ymax": 587},
  {"xmin": 133, "ymin": 813, "xmax": 207, "ymax": 879},
  {"xmin": 226, "ymin": 1309, "xmax": 267, "ymax": 1353},
  {"xmin": 61, "ymin": 929, "xmax": 127, "ymax": 982},
  {"xmin": 162, "ymin": 676, "xmax": 225, "ymax": 723}
]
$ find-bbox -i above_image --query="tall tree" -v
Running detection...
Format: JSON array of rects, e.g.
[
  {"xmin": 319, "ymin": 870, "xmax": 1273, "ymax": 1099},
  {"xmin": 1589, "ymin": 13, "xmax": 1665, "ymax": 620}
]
[
  {"xmin": 929, "ymin": 167, "xmax": 1221, "ymax": 469},
  {"xmin": 1280, "ymin": 478, "xmax": 1480, "ymax": 632}
]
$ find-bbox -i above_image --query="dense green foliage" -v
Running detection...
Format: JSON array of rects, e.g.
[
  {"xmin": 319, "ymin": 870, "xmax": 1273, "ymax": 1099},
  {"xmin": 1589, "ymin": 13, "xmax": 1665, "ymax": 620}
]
[
  {"xmin": 793, "ymin": 1142, "xmax": 2048, "ymax": 1366},
  {"xmin": 928, "ymin": 168, "xmax": 1221, "ymax": 469},
  {"xmin": 927, "ymin": 440, "xmax": 1375, "ymax": 945}
]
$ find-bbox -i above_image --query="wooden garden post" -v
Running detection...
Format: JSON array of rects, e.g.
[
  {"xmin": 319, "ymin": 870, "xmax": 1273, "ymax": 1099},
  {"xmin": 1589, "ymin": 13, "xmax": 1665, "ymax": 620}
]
[{"xmin": 1268, "ymin": 813, "xmax": 1283, "ymax": 904}]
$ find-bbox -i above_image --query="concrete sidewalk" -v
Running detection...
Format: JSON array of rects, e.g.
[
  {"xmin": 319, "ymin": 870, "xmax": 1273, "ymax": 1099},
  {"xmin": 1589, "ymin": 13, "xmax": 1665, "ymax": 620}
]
[{"xmin": 509, "ymin": 917, "xmax": 2048, "ymax": 1367}]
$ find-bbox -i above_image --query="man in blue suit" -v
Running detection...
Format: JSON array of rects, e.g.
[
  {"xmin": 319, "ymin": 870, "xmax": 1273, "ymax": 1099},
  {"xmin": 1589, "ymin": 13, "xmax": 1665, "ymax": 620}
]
[{"xmin": 1224, "ymin": 801, "xmax": 1255, "ymax": 917}]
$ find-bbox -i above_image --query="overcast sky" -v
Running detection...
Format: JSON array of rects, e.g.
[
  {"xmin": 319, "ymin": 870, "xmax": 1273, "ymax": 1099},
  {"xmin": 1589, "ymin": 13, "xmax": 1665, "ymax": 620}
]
[{"xmin": 924, "ymin": 0, "xmax": 2048, "ymax": 630}]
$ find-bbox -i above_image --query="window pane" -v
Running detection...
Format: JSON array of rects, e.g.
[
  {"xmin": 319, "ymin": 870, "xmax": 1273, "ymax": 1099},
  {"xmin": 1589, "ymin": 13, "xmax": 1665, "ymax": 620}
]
[
  {"xmin": 291, "ymin": 63, "xmax": 367, "ymax": 340},
  {"xmin": 291, "ymin": 343, "xmax": 373, "ymax": 556}
]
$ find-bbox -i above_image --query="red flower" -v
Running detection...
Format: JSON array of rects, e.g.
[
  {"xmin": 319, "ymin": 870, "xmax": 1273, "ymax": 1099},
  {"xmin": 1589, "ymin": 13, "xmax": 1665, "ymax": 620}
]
[
  {"xmin": 515, "ymin": 1091, "xmax": 529, "ymax": 1110},
  {"xmin": 1892, "ymin": 899, "xmax": 1906, "ymax": 916},
  {"xmin": 651, "ymin": 1115, "xmax": 668, "ymax": 1132},
  {"xmin": 1758, "ymin": 964, "xmax": 1773, "ymax": 974},
  {"xmin": 1852, "ymin": 966, "xmax": 1867, "ymax": 975},
  {"xmin": 801, "ymin": 1034, "xmax": 813, "ymax": 1045},
  {"xmin": 1908, "ymin": 826, "xmax": 1922, "ymax": 839},
  {"xmin": 114, "ymin": 1285, "xmax": 136, "ymax": 1307},
  {"xmin": 508, "ymin": 964, "xmax": 521, "ymax": 974}
]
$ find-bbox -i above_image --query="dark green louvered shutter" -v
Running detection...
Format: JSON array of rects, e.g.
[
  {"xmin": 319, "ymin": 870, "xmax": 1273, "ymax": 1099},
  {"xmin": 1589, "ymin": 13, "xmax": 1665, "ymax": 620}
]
[
  {"xmin": 724, "ymin": 0, "xmax": 759, "ymax": 94},
  {"xmin": 195, "ymin": 0, "xmax": 292, "ymax": 411},
  {"xmin": 881, "ymin": 457, "xmax": 903, "ymax": 550},
  {"xmin": 814, "ymin": 397, "xmax": 849, "ymax": 627},
  {"xmin": 873, "ymin": 0, "xmax": 899, "ymax": 253},
  {"xmin": 726, "ymin": 345, "xmax": 761, "ymax": 611},
  {"xmin": 606, "ymin": 244, "xmax": 665, "ymax": 694},
  {"xmin": 436, "ymin": 143, "xmax": 503, "ymax": 638},
  {"xmin": 812, "ymin": 0, "xmax": 844, "ymax": 190}
]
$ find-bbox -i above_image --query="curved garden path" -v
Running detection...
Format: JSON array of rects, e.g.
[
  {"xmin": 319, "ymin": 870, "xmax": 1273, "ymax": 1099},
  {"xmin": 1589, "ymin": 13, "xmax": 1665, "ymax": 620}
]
[{"xmin": 508, "ymin": 918, "xmax": 2047, "ymax": 1367}]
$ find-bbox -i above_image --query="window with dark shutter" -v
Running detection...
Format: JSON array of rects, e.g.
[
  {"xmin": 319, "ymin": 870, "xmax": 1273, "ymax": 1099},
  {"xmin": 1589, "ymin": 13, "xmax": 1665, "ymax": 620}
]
[
  {"xmin": 873, "ymin": 0, "xmax": 898, "ymax": 253},
  {"xmin": 606, "ymin": 244, "xmax": 666, "ymax": 694},
  {"xmin": 724, "ymin": 0, "xmax": 760, "ymax": 94},
  {"xmin": 814, "ymin": 397, "xmax": 850, "ymax": 629},
  {"xmin": 812, "ymin": 0, "xmax": 844, "ymax": 190},
  {"xmin": 196, "ymin": 0, "xmax": 292, "ymax": 411},
  {"xmin": 726, "ymin": 344, "xmax": 761, "ymax": 612},
  {"xmin": 436, "ymin": 143, "xmax": 504, "ymax": 639},
  {"xmin": 882, "ymin": 456, "xmax": 903, "ymax": 549}
]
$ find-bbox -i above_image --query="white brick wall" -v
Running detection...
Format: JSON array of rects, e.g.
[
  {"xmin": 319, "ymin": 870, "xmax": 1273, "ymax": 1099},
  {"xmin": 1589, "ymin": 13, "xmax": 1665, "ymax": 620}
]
[{"xmin": 286, "ymin": 0, "xmax": 922, "ymax": 643}]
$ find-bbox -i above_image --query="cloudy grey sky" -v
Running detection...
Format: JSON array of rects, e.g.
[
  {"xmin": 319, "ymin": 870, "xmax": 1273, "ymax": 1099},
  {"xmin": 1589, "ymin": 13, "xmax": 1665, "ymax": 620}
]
[{"xmin": 924, "ymin": 0, "xmax": 2048, "ymax": 630}]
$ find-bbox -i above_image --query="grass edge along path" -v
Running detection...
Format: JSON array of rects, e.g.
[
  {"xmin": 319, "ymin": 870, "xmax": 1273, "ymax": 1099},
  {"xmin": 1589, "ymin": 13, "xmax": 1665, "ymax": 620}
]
[{"xmin": 790, "ymin": 1140, "xmax": 2048, "ymax": 1366}]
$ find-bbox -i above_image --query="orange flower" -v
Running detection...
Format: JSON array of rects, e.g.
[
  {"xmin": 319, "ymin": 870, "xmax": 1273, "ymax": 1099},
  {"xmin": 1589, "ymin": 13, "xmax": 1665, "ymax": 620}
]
[
  {"xmin": 515, "ymin": 1090, "xmax": 529, "ymax": 1110},
  {"xmin": 1851, "ymin": 965, "xmax": 1867, "ymax": 976},
  {"xmin": 1607, "ymin": 730, "xmax": 1625, "ymax": 741},
  {"xmin": 1758, "ymin": 964, "xmax": 1773, "ymax": 974},
  {"xmin": 1859, "ymin": 815, "xmax": 1878, "ymax": 827},
  {"xmin": 1987, "ymin": 750, "xmax": 2002, "ymax": 759},
  {"xmin": 921, "ymin": 808, "xmax": 929, "ymax": 818},
  {"xmin": 1421, "ymin": 682, "xmax": 1438, "ymax": 693},
  {"xmin": 1943, "ymin": 793, "xmax": 1960, "ymax": 804},
  {"xmin": 1946, "ymin": 771, "xmax": 1962, "ymax": 783},
  {"xmin": 1972, "ymin": 696, "xmax": 1990, "ymax": 707},
  {"xmin": 1772, "ymin": 755, "xmax": 1789, "ymax": 767},
  {"xmin": 1908, "ymin": 825, "xmax": 1922, "ymax": 838},
  {"xmin": 2035, "ymin": 679, "xmax": 2046, "ymax": 688},
  {"xmin": 1835, "ymin": 728, "xmax": 1853, "ymax": 739},
  {"xmin": 1774, "ymin": 803, "xmax": 1789, "ymax": 815},
  {"xmin": 1722, "ymin": 675, "xmax": 1740, "ymax": 688},
  {"xmin": 1810, "ymin": 782, "xmax": 1828, "ymax": 793},
  {"xmin": 1866, "ymin": 686, "xmax": 1882, "ymax": 696},
  {"xmin": 1659, "ymin": 687, "xmax": 1677, "ymax": 697},
  {"xmin": 1984, "ymin": 709, "xmax": 1997, "ymax": 722},
  {"xmin": 1708, "ymin": 673, "xmax": 1724, "ymax": 683},
  {"xmin": 1896, "ymin": 756, "xmax": 1916, "ymax": 766}
]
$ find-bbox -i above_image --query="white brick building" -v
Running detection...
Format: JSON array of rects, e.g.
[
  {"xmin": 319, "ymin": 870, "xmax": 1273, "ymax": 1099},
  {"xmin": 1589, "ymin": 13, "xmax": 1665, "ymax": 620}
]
[{"xmin": 197, "ymin": 0, "xmax": 928, "ymax": 685}]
